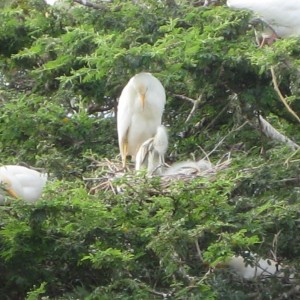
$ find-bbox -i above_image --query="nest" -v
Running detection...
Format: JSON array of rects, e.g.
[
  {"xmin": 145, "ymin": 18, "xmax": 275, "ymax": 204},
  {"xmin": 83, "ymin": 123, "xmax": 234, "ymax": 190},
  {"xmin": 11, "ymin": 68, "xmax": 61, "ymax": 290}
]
[{"xmin": 83, "ymin": 157, "xmax": 231, "ymax": 195}]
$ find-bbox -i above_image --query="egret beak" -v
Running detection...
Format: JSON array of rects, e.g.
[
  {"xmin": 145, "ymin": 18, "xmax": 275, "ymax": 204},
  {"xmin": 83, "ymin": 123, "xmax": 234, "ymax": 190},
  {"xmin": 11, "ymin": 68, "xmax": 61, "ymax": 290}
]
[
  {"xmin": 6, "ymin": 188, "xmax": 19, "ymax": 199},
  {"xmin": 139, "ymin": 93, "xmax": 146, "ymax": 110}
]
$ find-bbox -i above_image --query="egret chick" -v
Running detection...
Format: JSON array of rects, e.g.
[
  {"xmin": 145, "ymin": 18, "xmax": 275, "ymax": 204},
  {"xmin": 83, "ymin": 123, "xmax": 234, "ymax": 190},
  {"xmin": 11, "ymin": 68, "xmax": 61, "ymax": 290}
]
[
  {"xmin": 135, "ymin": 125, "xmax": 168, "ymax": 175},
  {"xmin": 164, "ymin": 159, "xmax": 212, "ymax": 176},
  {"xmin": 117, "ymin": 72, "xmax": 166, "ymax": 168}
]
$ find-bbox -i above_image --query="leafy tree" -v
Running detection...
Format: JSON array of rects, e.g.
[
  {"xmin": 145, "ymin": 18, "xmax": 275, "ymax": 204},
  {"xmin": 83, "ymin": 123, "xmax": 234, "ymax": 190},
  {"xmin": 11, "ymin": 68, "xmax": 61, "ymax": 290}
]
[{"xmin": 0, "ymin": 0, "xmax": 299, "ymax": 299}]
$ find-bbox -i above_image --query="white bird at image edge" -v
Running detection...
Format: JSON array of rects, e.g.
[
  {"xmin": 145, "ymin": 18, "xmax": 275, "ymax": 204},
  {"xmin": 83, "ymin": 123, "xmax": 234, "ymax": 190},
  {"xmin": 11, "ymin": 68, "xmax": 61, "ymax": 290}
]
[
  {"xmin": 227, "ymin": 0, "xmax": 300, "ymax": 38},
  {"xmin": 0, "ymin": 165, "xmax": 47, "ymax": 203}
]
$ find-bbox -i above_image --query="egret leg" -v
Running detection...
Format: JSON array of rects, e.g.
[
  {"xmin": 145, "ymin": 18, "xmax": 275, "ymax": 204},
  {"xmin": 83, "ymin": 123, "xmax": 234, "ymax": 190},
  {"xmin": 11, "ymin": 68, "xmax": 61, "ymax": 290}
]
[{"xmin": 121, "ymin": 142, "xmax": 128, "ymax": 168}]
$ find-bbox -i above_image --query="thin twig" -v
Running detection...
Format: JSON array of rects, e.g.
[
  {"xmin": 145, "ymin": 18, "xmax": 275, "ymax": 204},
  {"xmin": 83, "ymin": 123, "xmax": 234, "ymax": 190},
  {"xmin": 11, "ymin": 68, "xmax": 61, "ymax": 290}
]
[
  {"xmin": 270, "ymin": 66, "xmax": 300, "ymax": 123},
  {"xmin": 185, "ymin": 93, "xmax": 204, "ymax": 123},
  {"xmin": 195, "ymin": 240, "xmax": 204, "ymax": 262},
  {"xmin": 172, "ymin": 94, "xmax": 197, "ymax": 104},
  {"xmin": 73, "ymin": 0, "xmax": 111, "ymax": 10},
  {"xmin": 206, "ymin": 121, "xmax": 249, "ymax": 157},
  {"xmin": 204, "ymin": 103, "xmax": 230, "ymax": 130}
]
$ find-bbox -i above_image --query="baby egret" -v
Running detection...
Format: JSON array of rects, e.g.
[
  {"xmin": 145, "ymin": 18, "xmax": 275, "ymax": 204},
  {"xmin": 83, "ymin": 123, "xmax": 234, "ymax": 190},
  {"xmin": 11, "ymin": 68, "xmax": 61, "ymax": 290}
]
[
  {"xmin": 163, "ymin": 159, "xmax": 213, "ymax": 176},
  {"xmin": 117, "ymin": 72, "xmax": 166, "ymax": 168},
  {"xmin": 0, "ymin": 165, "xmax": 47, "ymax": 204},
  {"xmin": 135, "ymin": 125, "xmax": 168, "ymax": 175},
  {"xmin": 227, "ymin": 0, "xmax": 300, "ymax": 45}
]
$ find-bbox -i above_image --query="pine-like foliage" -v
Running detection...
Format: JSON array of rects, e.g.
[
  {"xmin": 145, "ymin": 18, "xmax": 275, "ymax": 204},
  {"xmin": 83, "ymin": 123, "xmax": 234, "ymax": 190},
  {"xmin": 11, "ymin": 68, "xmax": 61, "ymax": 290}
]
[{"xmin": 0, "ymin": 0, "xmax": 299, "ymax": 299}]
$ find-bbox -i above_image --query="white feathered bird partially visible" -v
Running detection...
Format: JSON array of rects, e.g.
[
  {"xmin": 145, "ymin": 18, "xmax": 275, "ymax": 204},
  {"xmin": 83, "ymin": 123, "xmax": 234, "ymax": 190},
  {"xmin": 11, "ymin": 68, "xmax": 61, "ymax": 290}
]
[
  {"xmin": 0, "ymin": 165, "xmax": 47, "ymax": 203},
  {"xmin": 117, "ymin": 73, "xmax": 166, "ymax": 168},
  {"xmin": 227, "ymin": 0, "xmax": 300, "ymax": 43},
  {"xmin": 135, "ymin": 125, "xmax": 168, "ymax": 175}
]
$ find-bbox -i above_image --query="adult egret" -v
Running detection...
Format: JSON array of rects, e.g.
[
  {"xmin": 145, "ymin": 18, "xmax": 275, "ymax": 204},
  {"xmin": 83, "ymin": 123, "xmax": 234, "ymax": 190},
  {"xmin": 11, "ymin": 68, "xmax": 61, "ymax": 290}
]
[
  {"xmin": 117, "ymin": 72, "xmax": 166, "ymax": 168},
  {"xmin": 0, "ymin": 165, "xmax": 47, "ymax": 204},
  {"xmin": 227, "ymin": 0, "xmax": 300, "ymax": 45},
  {"xmin": 163, "ymin": 159, "xmax": 213, "ymax": 176},
  {"xmin": 135, "ymin": 125, "xmax": 168, "ymax": 175}
]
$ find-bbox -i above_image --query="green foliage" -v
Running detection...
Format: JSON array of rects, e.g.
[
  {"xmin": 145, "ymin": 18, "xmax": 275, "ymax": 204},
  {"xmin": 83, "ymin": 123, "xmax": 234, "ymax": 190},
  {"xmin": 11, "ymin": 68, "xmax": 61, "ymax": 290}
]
[{"xmin": 0, "ymin": 0, "xmax": 300, "ymax": 299}]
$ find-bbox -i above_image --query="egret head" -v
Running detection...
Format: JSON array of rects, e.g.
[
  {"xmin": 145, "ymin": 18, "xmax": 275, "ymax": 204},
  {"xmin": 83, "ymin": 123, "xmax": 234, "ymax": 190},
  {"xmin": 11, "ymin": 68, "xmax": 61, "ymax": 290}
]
[{"xmin": 132, "ymin": 73, "xmax": 151, "ymax": 109}]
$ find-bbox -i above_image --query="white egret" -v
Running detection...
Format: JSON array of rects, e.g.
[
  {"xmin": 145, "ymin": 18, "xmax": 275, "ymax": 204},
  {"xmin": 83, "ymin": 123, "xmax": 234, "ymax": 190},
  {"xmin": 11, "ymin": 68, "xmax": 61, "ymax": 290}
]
[
  {"xmin": 227, "ymin": 0, "xmax": 300, "ymax": 45},
  {"xmin": 135, "ymin": 125, "xmax": 168, "ymax": 175},
  {"xmin": 117, "ymin": 72, "xmax": 166, "ymax": 168},
  {"xmin": 163, "ymin": 159, "xmax": 213, "ymax": 176},
  {"xmin": 226, "ymin": 253, "xmax": 281, "ymax": 280},
  {"xmin": 0, "ymin": 165, "xmax": 47, "ymax": 204}
]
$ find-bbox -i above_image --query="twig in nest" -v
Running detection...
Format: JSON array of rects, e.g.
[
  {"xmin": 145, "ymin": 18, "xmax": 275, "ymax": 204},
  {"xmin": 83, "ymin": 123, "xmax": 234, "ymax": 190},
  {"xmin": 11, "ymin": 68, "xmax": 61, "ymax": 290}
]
[
  {"xmin": 270, "ymin": 66, "xmax": 300, "ymax": 123},
  {"xmin": 258, "ymin": 115, "xmax": 300, "ymax": 150}
]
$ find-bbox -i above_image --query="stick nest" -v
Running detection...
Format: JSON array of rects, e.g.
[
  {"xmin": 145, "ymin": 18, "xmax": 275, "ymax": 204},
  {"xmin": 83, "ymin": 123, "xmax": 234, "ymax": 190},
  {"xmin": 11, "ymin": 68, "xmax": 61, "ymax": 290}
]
[{"xmin": 84, "ymin": 157, "xmax": 231, "ymax": 195}]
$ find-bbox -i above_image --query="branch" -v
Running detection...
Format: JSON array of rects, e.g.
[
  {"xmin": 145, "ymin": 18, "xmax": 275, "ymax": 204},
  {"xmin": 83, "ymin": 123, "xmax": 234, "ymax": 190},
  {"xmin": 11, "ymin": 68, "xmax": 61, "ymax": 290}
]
[
  {"xmin": 258, "ymin": 115, "xmax": 300, "ymax": 150},
  {"xmin": 195, "ymin": 240, "xmax": 204, "ymax": 262},
  {"xmin": 185, "ymin": 93, "xmax": 204, "ymax": 123},
  {"xmin": 172, "ymin": 93, "xmax": 205, "ymax": 124},
  {"xmin": 73, "ymin": 0, "xmax": 111, "ymax": 10},
  {"xmin": 206, "ymin": 121, "xmax": 249, "ymax": 157},
  {"xmin": 172, "ymin": 93, "xmax": 197, "ymax": 104},
  {"xmin": 270, "ymin": 66, "xmax": 300, "ymax": 123}
]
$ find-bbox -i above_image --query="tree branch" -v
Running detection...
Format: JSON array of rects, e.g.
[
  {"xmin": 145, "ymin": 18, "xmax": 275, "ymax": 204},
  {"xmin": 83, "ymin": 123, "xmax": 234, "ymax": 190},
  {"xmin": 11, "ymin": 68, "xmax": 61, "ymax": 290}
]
[
  {"xmin": 270, "ymin": 66, "xmax": 300, "ymax": 123},
  {"xmin": 73, "ymin": 0, "xmax": 111, "ymax": 10},
  {"xmin": 258, "ymin": 115, "xmax": 300, "ymax": 150},
  {"xmin": 185, "ymin": 93, "xmax": 204, "ymax": 123},
  {"xmin": 172, "ymin": 93, "xmax": 205, "ymax": 124}
]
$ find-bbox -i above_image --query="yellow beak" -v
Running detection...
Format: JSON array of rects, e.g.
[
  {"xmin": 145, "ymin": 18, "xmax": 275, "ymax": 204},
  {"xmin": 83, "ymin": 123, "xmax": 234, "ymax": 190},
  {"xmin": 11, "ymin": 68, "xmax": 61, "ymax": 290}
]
[
  {"xmin": 139, "ymin": 93, "xmax": 146, "ymax": 110},
  {"xmin": 7, "ymin": 187, "xmax": 19, "ymax": 199}
]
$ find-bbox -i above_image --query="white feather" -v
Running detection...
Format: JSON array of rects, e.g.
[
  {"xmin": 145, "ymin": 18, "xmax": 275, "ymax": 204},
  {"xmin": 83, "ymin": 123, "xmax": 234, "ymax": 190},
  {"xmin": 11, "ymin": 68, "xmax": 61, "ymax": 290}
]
[{"xmin": 135, "ymin": 125, "xmax": 168, "ymax": 175}]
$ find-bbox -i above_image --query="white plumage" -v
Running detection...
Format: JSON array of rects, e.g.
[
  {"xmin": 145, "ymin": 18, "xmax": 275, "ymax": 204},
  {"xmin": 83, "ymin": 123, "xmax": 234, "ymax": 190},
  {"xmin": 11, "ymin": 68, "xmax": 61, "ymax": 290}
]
[
  {"xmin": 0, "ymin": 165, "xmax": 47, "ymax": 203},
  {"xmin": 163, "ymin": 159, "xmax": 213, "ymax": 176},
  {"xmin": 117, "ymin": 72, "xmax": 166, "ymax": 168},
  {"xmin": 227, "ymin": 253, "xmax": 281, "ymax": 280},
  {"xmin": 227, "ymin": 0, "xmax": 300, "ymax": 39},
  {"xmin": 135, "ymin": 125, "xmax": 168, "ymax": 175}
]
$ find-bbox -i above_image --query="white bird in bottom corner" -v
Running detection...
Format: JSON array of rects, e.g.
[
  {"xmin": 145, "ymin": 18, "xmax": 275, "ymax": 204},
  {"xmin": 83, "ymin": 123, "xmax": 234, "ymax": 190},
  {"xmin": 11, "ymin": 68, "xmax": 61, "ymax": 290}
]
[
  {"xmin": 117, "ymin": 72, "xmax": 166, "ymax": 168},
  {"xmin": 227, "ymin": 0, "xmax": 300, "ymax": 46},
  {"xmin": 0, "ymin": 165, "xmax": 47, "ymax": 204},
  {"xmin": 135, "ymin": 125, "xmax": 168, "ymax": 175}
]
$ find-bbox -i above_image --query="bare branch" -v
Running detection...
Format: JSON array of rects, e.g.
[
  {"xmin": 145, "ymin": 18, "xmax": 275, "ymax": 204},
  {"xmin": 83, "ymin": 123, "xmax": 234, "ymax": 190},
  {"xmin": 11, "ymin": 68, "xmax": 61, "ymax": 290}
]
[
  {"xmin": 206, "ymin": 121, "xmax": 249, "ymax": 157},
  {"xmin": 185, "ymin": 93, "xmax": 204, "ymax": 123},
  {"xmin": 270, "ymin": 66, "xmax": 300, "ymax": 123},
  {"xmin": 195, "ymin": 240, "xmax": 204, "ymax": 262},
  {"xmin": 172, "ymin": 93, "xmax": 206, "ymax": 124},
  {"xmin": 172, "ymin": 93, "xmax": 197, "ymax": 104},
  {"xmin": 258, "ymin": 115, "xmax": 300, "ymax": 150},
  {"xmin": 73, "ymin": 0, "xmax": 111, "ymax": 10}
]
